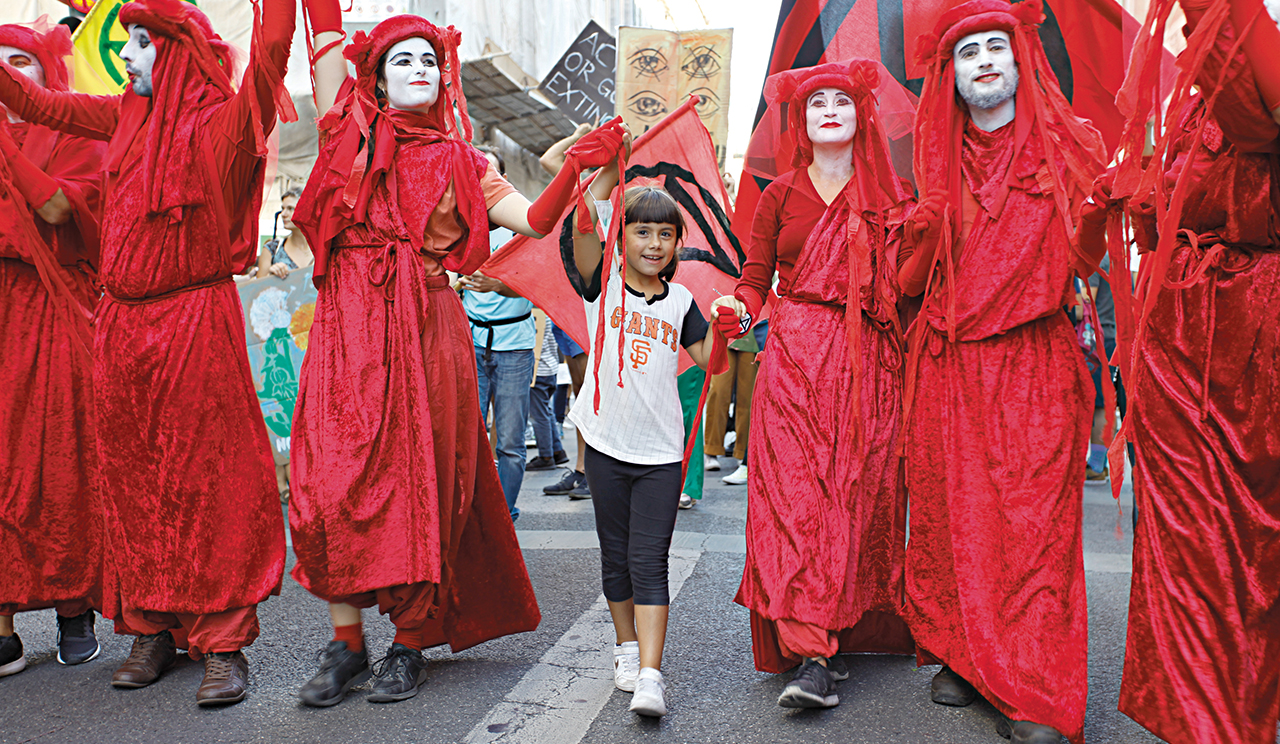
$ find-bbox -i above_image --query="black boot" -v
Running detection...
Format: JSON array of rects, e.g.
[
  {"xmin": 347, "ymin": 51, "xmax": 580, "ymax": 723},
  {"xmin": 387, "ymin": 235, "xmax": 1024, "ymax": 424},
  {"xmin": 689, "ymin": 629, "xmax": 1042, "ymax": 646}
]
[
  {"xmin": 931, "ymin": 666, "xmax": 977, "ymax": 706},
  {"xmin": 299, "ymin": 641, "xmax": 371, "ymax": 707},
  {"xmin": 367, "ymin": 643, "xmax": 428, "ymax": 703},
  {"xmin": 996, "ymin": 716, "xmax": 1065, "ymax": 743}
]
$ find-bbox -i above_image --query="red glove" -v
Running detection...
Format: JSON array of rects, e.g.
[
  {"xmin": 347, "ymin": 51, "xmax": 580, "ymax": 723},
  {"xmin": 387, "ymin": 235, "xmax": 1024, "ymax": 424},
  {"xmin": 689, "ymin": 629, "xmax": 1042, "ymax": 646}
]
[
  {"xmin": 302, "ymin": 0, "xmax": 343, "ymax": 34},
  {"xmin": 0, "ymin": 122, "xmax": 60, "ymax": 209},
  {"xmin": 714, "ymin": 305, "xmax": 750, "ymax": 340},
  {"xmin": 906, "ymin": 189, "xmax": 945, "ymax": 244},
  {"xmin": 526, "ymin": 118, "xmax": 628, "ymax": 235}
]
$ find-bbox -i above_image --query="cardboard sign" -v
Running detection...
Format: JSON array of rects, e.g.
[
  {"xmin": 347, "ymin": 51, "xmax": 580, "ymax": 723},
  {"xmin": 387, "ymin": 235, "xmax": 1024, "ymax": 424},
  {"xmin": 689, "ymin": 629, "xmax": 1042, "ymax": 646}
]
[
  {"xmin": 239, "ymin": 267, "xmax": 318, "ymax": 465},
  {"xmin": 617, "ymin": 27, "xmax": 733, "ymax": 167},
  {"xmin": 538, "ymin": 20, "xmax": 618, "ymax": 124}
]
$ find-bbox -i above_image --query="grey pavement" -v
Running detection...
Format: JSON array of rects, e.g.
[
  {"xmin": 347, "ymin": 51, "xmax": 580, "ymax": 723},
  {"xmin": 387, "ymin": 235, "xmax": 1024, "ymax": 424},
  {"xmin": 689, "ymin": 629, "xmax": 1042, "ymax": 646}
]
[{"xmin": 2, "ymin": 430, "xmax": 1275, "ymax": 744}]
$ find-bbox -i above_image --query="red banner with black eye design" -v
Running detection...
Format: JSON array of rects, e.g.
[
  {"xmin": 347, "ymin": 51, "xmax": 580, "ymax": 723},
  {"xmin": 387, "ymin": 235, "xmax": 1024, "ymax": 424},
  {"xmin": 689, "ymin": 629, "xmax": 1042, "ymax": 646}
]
[{"xmin": 482, "ymin": 97, "xmax": 738, "ymax": 375}]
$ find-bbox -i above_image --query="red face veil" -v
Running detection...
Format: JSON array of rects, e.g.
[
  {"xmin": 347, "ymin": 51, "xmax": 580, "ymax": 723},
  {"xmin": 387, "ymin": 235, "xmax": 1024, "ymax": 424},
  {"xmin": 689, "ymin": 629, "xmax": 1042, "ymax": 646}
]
[{"xmin": 913, "ymin": 0, "xmax": 1104, "ymax": 233}]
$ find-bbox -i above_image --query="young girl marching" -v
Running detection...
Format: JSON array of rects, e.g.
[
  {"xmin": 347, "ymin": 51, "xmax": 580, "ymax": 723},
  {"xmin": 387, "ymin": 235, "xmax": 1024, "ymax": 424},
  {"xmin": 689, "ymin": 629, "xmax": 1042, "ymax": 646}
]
[{"xmin": 566, "ymin": 155, "xmax": 713, "ymax": 718}]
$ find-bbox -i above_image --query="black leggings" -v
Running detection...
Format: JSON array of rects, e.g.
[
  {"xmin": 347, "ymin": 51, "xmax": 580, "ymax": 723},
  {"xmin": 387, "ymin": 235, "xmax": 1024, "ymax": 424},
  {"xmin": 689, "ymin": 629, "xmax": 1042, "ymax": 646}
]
[{"xmin": 584, "ymin": 445, "xmax": 682, "ymax": 605}]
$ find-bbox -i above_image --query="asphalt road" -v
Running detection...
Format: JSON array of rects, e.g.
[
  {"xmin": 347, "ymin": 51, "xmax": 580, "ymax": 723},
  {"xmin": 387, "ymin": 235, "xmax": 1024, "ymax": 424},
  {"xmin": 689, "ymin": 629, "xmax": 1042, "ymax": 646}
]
[{"xmin": 2, "ymin": 434, "xmax": 1274, "ymax": 744}]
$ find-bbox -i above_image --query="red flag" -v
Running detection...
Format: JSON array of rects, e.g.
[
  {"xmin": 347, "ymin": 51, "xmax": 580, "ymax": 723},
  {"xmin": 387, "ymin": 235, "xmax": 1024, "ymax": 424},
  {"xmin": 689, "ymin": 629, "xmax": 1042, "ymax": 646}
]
[
  {"xmin": 482, "ymin": 97, "xmax": 740, "ymax": 374},
  {"xmin": 733, "ymin": 0, "xmax": 1174, "ymax": 243}
]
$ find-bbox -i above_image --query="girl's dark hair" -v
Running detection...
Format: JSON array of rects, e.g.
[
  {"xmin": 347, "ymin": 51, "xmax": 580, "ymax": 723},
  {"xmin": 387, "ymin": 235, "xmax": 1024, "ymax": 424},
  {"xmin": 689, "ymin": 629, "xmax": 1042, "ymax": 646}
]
[
  {"xmin": 282, "ymin": 185, "xmax": 304, "ymax": 201},
  {"xmin": 622, "ymin": 185, "xmax": 684, "ymax": 281}
]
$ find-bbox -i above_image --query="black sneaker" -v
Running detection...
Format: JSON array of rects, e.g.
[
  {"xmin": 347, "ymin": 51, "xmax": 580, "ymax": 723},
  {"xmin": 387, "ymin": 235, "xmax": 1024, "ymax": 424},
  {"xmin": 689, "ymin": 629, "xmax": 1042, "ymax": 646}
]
[
  {"xmin": 544, "ymin": 470, "xmax": 583, "ymax": 495},
  {"xmin": 299, "ymin": 640, "xmax": 371, "ymax": 707},
  {"xmin": 527, "ymin": 456, "xmax": 557, "ymax": 471},
  {"xmin": 56, "ymin": 609, "xmax": 101, "ymax": 665},
  {"xmin": 366, "ymin": 644, "xmax": 428, "ymax": 703},
  {"xmin": 553, "ymin": 449, "xmax": 569, "ymax": 465},
  {"xmin": 568, "ymin": 474, "xmax": 591, "ymax": 500},
  {"xmin": 0, "ymin": 633, "xmax": 26, "ymax": 677},
  {"xmin": 777, "ymin": 658, "xmax": 839, "ymax": 708}
]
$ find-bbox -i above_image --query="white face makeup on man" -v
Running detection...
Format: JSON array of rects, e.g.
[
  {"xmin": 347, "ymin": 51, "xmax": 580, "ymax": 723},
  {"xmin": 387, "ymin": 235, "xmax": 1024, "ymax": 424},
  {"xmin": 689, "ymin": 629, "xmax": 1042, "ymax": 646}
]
[
  {"xmin": 382, "ymin": 37, "xmax": 441, "ymax": 112},
  {"xmin": 120, "ymin": 25, "xmax": 156, "ymax": 97},
  {"xmin": 804, "ymin": 86, "xmax": 857, "ymax": 147},
  {"xmin": 0, "ymin": 46, "xmax": 44, "ymax": 122},
  {"xmin": 953, "ymin": 29, "xmax": 1019, "ymax": 128}
]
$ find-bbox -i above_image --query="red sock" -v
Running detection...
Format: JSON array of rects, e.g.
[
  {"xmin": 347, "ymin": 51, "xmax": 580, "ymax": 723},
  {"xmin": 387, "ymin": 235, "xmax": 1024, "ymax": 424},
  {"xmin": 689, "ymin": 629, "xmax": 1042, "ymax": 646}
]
[
  {"xmin": 333, "ymin": 623, "xmax": 363, "ymax": 653},
  {"xmin": 392, "ymin": 627, "xmax": 426, "ymax": 650}
]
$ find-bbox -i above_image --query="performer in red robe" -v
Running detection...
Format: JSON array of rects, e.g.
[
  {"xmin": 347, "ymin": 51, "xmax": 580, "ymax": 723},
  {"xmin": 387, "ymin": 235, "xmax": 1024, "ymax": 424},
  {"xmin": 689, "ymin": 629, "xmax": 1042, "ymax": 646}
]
[
  {"xmin": 290, "ymin": 5, "xmax": 623, "ymax": 706},
  {"xmin": 895, "ymin": 2, "xmax": 1106, "ymax": 741},
  {"xmin": 1107, "ymin": 0, "xmax": 1280, "ymax": 740},
  {"xmin": 0, "ymin": 0, "xmax": 295, "ymax": 705},
  {"xmin": 0, "ymin": 21, "xmax": 106, "ymax": 676},
  {"xmin": 713, "ymin": 60, "xmax": 915, "ymax": 710}
]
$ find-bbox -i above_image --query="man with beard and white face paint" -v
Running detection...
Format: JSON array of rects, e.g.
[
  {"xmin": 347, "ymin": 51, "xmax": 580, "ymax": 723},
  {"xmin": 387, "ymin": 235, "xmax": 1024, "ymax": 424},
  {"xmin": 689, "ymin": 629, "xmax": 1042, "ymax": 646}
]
[
  {"xmin": 287, "ymin": 2, "xmax": 623, "ymax": 706},
  {"xmin": 0, "ymin": 0, "xmax": 296, "ymax": 706},
  {"xmin": 1103, "ymin": 0, "xmax": 1280, "ymax": 741},
  {"xmin": 0, "ymin": 20, "xmax": 106, "ymax": 679},
  {"xmin": 892, "ymin": 1, "xmax": 1107, "ymax": 742}
]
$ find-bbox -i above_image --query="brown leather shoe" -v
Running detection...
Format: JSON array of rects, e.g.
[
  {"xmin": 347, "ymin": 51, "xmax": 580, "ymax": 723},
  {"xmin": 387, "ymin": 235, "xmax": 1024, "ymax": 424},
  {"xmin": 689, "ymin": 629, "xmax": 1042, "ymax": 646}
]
[
  {"xmin": 996, "ymin": 716, "xmax": 1065, "ymax": 743},
  {"xmin": 196, "ymin": 651, "xmax": 249, "ymax": 706},
  {"xmin": 930, "ymin": 666, "xmax": 977, "ymax": 706},
  {"xmin": 111, "ymin": 631, "xmax": 177, "ymax": 688}
]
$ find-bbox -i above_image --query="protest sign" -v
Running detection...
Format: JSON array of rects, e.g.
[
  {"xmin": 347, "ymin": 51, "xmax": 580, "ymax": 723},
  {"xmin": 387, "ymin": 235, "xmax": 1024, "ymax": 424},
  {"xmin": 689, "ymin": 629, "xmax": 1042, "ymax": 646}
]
[
  {"xmin": 239, "ymin": 268, "xmax": 317, "ymax": 465},
  {"xmin": 538, "ymin": 20, "xmax": 617, "ymax": 124},
  {"xmin": 617, "ymin": 27, "xmax": 733, "ymax": 166}
]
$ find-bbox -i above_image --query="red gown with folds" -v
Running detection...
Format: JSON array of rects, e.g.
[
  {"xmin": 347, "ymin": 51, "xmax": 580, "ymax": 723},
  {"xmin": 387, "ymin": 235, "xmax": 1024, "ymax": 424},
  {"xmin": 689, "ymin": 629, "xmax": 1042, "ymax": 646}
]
[
  {"xmin": 289, "ymin": 111, "xmax": 540, "ymax": 651},
  {"xmin": 0, "ymin": 122, "xmax": 105, "ymax": 616},
  {"xmin": 1118, "ymin": 31, "xmax": 1280, "ymax": 744},
  {"xmin": 903, "ymin": 122, "xmax": 1090, "ymax": 742},
  {"xmin": 0, "ymin": 12, "xmax": 290, "ymax": 641},
  {"xmin": 733, "ymin": 169, "xmax": 913, "ymax": 673}
]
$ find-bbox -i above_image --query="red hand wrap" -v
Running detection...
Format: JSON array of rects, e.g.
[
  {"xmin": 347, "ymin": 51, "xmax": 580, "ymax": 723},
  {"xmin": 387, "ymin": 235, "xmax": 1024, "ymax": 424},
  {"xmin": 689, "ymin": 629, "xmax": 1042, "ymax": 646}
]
[
  {"xmin": 303, "ymin": 0, "xmax": 344, "ymax": 34},
  {"xmin": 714, "ymin": 305, "xmax": 750, "ymax": 340},
  {"xmin": 0, "ymin": 126, "xmax": 59, "ymax": 208},
  {"xmin": 526, "ymin": 117, "xmax": 628, "ymax": 236}
]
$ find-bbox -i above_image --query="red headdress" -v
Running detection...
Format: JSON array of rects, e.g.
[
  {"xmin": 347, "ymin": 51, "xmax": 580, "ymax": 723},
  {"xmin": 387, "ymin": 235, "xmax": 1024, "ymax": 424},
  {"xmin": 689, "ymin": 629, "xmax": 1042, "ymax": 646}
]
[
  {"xmin": 912, "ymin": 0, "xmax": 1105, "ymax": 332},
  {"xmin": 294, "ymin": 14, "xmax": 486, "ymax": 280},
  {"xmin": 107, "ymin": 0, "xmax": 294, "ymax": 270},
  {"xmin": 0, "ymin": 20, "xmax": 73, "ymax": 92}
]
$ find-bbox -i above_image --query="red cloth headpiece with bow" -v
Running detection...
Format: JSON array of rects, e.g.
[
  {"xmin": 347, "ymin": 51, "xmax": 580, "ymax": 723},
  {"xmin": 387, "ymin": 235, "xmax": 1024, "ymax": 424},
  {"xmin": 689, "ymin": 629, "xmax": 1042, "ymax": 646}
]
[{"xmin": 0, "ymin": 20, "xmax": 73, "ymax": 92}]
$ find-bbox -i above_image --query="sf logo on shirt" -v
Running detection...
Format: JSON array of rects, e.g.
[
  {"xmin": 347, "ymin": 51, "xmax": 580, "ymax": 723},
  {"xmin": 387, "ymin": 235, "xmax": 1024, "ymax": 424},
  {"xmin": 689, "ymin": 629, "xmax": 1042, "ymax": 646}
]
[
  {"xmin": 610, "ymin": 308, "xmax": 680, "ymax": 353},
  {"xmin": 630, "ymin": 339, "xmax": 651, "ymax": 369}
]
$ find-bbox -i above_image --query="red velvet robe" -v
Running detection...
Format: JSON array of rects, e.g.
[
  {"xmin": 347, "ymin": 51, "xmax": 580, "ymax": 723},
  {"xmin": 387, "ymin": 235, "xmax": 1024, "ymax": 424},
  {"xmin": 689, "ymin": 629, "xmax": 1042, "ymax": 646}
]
[
  {"xmin": 0, "ymin": 13, "xmax": 290, "ymax": 624},
  {"xmin": 1118, "ymin": 33, "xmax": 1280, "ymax": 744},
  {"xmin": 733, "ymin": 169, "xmax": 913, "ymax": 673},
  {"xmin": 902, "ymin": 122, "xmax": 1090, "ymax": 742},
  {"xmin": 289, "ymin": 119, "xmax": 540, "ymax": 651},
  {"xmin": 0, "ymin": 122, "xmax": 105, "ymax": 615}
]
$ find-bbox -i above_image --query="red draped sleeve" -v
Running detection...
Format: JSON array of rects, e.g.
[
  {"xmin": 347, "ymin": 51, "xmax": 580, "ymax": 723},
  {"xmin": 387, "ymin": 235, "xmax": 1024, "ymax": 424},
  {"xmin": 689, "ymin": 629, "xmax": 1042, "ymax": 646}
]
[
  {"xmin": 734, "ymin": 169, "xmax": 827, "ymax": 319},
  {"xmin": 1191, "ymin": 18, "xmax": 1280, "ymax": 154},
  {"xmin": 0, "ymin": 65, "xmax": 120, "ymax": 142}
]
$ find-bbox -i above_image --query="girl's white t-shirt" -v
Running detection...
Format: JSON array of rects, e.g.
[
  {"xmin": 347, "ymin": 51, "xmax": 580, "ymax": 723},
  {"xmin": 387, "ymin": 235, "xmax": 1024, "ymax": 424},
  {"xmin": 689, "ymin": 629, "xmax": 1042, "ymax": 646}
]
[{"xmin": 567, "ymin": 267, "xmax": 708, "ymax": 465}]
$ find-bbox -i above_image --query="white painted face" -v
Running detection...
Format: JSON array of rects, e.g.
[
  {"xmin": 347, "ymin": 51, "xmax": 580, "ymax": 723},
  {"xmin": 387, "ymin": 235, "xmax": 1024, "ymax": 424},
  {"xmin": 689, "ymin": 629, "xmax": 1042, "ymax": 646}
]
[
  {"xmin": 804, "ymin": 86, "xmax": 857, "ymax": 147},
  {"xmin": 120, "ymin": 25, "xmax": 156, "ymax": 97},
  {"xmin": 1, "ymin": 46, "xmax": 45, "ymax": 88},
  {"xmin": 953, "ymin": 29, "xmax": 1019, "ymax": 111},
  {"xmin": 382, "ymin": 37, "xmax": 441, "ymax": 112}
]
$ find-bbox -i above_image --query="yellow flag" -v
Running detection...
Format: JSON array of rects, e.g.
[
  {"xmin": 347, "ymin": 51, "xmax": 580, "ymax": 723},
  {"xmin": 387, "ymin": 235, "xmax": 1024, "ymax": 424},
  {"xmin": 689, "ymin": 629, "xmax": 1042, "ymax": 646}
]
[{"xmin": 70, "ymin": 0, "xmax": 128, "ymax": 95}]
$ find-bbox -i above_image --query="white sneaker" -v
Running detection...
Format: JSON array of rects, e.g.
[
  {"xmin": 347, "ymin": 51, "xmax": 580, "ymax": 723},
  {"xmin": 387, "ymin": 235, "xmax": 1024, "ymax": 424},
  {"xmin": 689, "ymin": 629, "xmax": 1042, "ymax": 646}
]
[
  {"xmin": 678, "ymin": 493, "xmax": 694, "ymax": 509},
  {"xmin": 721, "ymin": 464, "xmax": 748, "ymax": 485},
  {"xmin": 704, "ymin": 455, "xmax": 721, "ymax": 472},
  {"xmin": 613, "ymin": 641, "xmax": 639, "ymax": 692},
  {"xmin": 629, "ymin": 667, "xmax": 667, "ymax": 716}
]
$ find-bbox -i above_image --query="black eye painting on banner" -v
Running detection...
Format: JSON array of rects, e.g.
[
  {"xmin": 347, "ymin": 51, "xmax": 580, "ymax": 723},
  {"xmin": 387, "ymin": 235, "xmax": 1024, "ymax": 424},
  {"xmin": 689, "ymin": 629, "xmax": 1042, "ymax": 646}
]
[{"xmin": 617, "ymin": 27, "xmax": 734, "ymax": 168}]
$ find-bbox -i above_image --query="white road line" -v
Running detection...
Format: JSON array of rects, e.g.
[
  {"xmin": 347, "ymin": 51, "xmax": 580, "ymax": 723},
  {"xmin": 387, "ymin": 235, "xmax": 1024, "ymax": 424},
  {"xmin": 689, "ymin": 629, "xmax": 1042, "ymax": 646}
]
[{"xmin": 463, "ymin": 548, "xmax": 702, "ymax": 744}]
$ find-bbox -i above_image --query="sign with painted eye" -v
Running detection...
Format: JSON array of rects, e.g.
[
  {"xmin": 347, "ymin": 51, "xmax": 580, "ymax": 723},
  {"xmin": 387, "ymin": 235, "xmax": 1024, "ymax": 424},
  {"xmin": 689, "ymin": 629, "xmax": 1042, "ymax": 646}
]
[
  {"xmin": 626, "ymin": 90, "xmax": 669, "ymax": 122},
  {"xmin": 538, "ymin": 20, "xmax": 617, "ymax": 124},
  {"xmin": 617, "ymin": 27, "xmax": 733, "ymax": 167}
]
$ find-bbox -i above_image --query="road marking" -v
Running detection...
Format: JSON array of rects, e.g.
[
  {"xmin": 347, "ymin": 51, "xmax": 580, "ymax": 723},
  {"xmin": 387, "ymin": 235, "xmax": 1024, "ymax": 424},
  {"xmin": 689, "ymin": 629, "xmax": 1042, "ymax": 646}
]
[
  {"xmin": 1084, "ymin": 552, "xmax": 1132, "ymax": 574},
  {"xmin": 463, "ymin": 548, "xmax": 702, "ymax": 744}
]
